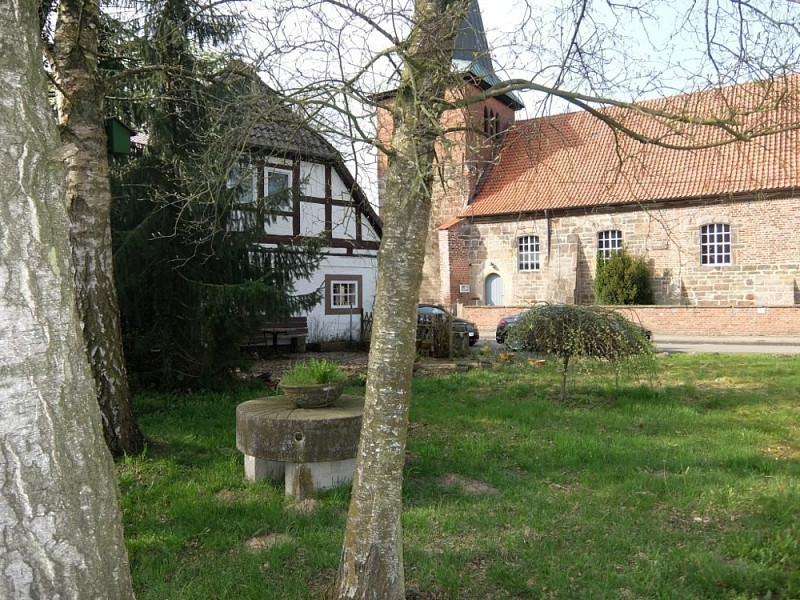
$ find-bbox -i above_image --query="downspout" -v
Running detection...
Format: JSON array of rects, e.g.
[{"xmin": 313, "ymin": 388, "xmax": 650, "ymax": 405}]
[{"xmin": 545, "ymin": 209, "xmax": 551, "ymax": 266}]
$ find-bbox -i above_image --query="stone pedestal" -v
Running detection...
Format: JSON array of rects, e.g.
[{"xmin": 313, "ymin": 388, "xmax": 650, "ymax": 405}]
[{"xmin": 236, "ymin": 395, "xmax": 363, "ymax": 497}]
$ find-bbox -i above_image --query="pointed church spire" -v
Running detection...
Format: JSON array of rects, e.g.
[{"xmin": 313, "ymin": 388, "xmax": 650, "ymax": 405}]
[
  {"xmin": 452, "ymin": 0, "xmax": 524, "ymax": 110},
  {"xmin": 453, "ymin": 0, "xmax": 494, "ymax": 75}
]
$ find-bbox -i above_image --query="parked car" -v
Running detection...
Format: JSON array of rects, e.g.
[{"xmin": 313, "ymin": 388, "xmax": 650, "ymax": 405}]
[
  {"xmin": 496, "ymin": 307, "xmax": 651, "ymax": 347},
  {"xmin": 417, "ymin": 303, "xmax": 480, "ymax": 345},
  {"xmin": 495, "ymin": 311, "xmax": 526, "ymax": 344}
]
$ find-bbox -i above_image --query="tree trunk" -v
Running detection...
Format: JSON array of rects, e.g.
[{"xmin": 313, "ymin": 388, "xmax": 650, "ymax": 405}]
[
  {"xmin": 52, "ymin": 0, "xmax": 144, "ymax": 455},
  {"xmin": 0, "ymin": 2, "xmax": 136, "ymax": 597},
  {"xmin": 334, "ymin": 1, "xmax": 469, "ymax": 598}
]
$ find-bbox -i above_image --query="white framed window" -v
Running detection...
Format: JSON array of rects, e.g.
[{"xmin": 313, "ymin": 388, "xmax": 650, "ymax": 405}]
[
  {"xmin": 332, "ymin": 282, "xmax": 357, "ymax": 307},
  {"xmin": 228, "ymin": 161, "xmax": 256, "ymax": 204},
  {"xmin": 265, "ymin": 167, "xmax": 291, "ymax": 195},
  {"xmin": 598, "ymin": 230, "xmax": 623, "ymax": 260},
  {"xmin": 264, "ymin": 167, "xmax": 292, "ymax": 208},
  {"xmin": 700, "ymin": 223, "xmax": 731, "ymax": 265},
  {"xmin": 227, "ymin": 162, "xmax": 257, "ymax": 231},
  {"xmin": 517, "ymin": 235, "xmax": 540, "ymax": 271},
  {"xmin": 325, "ymin": 274, "xmax": 362, "ymax": 315}
]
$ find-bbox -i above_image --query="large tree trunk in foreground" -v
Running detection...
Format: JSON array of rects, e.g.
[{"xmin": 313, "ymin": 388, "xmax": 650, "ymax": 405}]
[
  {"xmin": 334, "ymin": 1, "xmax": 469, "ymax": 598},
  {"xmin": 0, "ymin": 2, "xmax": 136, "ymax": 597},
  {"xmin": 52, "ymin": 0, "xmax": 144, "ymax": 456}
]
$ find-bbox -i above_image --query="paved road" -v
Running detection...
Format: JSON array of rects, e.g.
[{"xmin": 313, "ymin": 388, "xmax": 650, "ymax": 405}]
[
  {"xmin": 477, "ymin": 336, "xmax": 800, "ymax": 355},
  {"xmin": 653, "ymin": 337, "xmax": 800, "ymax": 355}
]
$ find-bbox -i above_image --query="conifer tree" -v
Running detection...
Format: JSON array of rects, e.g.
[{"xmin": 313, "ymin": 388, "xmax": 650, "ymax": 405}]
[{"xmin": 106, "ymin": 4, "xmax": 321, "ymax": 389}]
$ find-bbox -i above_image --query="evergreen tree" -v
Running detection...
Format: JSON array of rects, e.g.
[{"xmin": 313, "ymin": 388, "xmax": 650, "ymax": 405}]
[
  {"xmin": 106, "ymin": 4, "xmax": 321, "ymax": 389},
  {"xmin": 595, "ymin": 247, "xmax": 654, "ymax": 305}
]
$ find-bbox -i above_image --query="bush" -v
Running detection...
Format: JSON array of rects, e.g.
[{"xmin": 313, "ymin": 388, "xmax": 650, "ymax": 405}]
[
  {"xmin": 505, "ymin": 303, "xmax": 654, "ymax": 401},
  {"xmin": 595, "ymin": 248, "xmax": 654, "ymax": 305}
]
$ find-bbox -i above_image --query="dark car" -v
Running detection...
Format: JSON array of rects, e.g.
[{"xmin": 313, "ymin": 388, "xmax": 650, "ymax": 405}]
[
  {"xmin": 418, "ymin": 303, "xmax": 480, "ymax": 345},
  {"xmin": 496, "ymin": 307, "xmax": 651, "ymax": 347},
  {"xmin": 495, "ymin": 311, "xmax": 527, "ymax": 344}
]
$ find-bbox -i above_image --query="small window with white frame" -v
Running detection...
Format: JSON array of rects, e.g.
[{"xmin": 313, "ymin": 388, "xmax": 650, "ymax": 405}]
[
  {"xmin": 517, "ymin": 235, "xmax": 540, "ymax": 271},
  {"xmin": 228, "ymin": 161, "xmax": 255, "ymax": 204},
  {"xmin": 598, "ymin": 230, "xmax": 623, "ymax": 260},
  {"xmin": 227, "ymin": 161, "xmax": 257, "ymax": 231},
  {"xmin": 264, "ymin": 167, "xmax": 292, "ymax": 208},
  {"xmin": 325, "ymin": 274, "xmax": 362, "ymax": 315},
  {"xmin": 700, "ymin": 223, "xmax": 731, "ymax": 265}
]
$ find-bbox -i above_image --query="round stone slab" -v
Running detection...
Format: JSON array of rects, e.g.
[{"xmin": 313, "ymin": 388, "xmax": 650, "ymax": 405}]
[{"xmin": 236, "ymin": 395, "xmax": 364, "ymax": 463}]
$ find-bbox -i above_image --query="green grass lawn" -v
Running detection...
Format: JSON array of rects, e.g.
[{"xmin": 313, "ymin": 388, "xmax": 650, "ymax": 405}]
[{"xmin": 120, "ymin": 353, "xmax": 800, "ymax": 599}]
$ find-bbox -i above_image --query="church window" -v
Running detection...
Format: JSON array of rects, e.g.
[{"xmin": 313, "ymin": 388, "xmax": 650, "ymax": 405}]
[
  {"xmin": 700, "ymin": 223, "xmax": 731, "ymax": 265},
  {"xmin": 518, "ymin": 235, "xmax": 540, "ymax": 271},
  {"xmin": 597, "ymin": 230, "xmax": 623, "ymax": 260}
]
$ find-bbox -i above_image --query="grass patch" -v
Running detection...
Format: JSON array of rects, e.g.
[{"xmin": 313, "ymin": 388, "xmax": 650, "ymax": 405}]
[{"xmin": 121, "ymin": 354, "xmax": 800, "ymax": 599}]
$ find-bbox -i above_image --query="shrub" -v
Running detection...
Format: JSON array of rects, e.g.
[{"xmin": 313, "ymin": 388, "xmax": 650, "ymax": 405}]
[
  {"xmin": 505, "ymin": 303, "xmax": 654, "ymax": 401},
  {"xmin": 595, "ymin": 248, "xmax": 654, "ymax": 305}
]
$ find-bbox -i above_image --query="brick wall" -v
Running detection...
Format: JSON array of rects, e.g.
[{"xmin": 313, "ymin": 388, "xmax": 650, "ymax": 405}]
[
  {"xmin": 461, "ymin": 305, "xmax": 800, "ymax": 339},
  {"xmin": 376, "ymin": 84, "xmax": 516, "ymax": 305}
]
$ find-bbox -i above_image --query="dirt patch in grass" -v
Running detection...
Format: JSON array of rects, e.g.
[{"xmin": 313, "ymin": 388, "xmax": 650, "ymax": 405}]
[
  {"xmin": 435, "ymin": 473, "xmax": 500, "ymax": 496},
  {"xmin": 245, "ymin": 532, "xmax": 292, "ymax": 552},
  {"xmin": 214, "ymin": 490, "xmax": 240, "ymax": 503},
  {"xmin": 287, "ymin": 498, "xmax": 319, "ymax": 514}
]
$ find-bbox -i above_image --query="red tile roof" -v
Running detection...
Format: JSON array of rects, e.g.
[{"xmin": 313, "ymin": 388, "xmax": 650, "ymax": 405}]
[{"xmin": 464, "ymin": 74, "xmax": 800, "ymax": 217}]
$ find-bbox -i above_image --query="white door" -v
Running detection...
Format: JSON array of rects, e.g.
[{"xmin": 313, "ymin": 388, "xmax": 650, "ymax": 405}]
[{"xmin": 485, "ymin": 273, "xmax": 504, "ymax": 306}]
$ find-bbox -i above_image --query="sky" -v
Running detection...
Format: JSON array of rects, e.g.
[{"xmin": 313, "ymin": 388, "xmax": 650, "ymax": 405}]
[{"xmin": 244, "ymin": 0, "xmax": 800, "ymax": 204}]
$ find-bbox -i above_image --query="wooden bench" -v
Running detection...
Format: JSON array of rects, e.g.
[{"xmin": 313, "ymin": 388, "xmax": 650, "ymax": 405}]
[{"xmin": 241, "ymin": 316, "xmax": 308, "ymax": 355}]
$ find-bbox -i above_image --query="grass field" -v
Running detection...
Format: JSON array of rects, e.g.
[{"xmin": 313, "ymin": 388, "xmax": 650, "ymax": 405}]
[{"xmin": 119, "ymin": 353, "xmax": 800, "ymax": 599}]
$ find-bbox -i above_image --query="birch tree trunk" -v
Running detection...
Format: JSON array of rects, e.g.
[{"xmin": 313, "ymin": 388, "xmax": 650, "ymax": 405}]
[
  {"xmin": 0, "ymin": 0, "xmax": 136, "ymax": 596},
  {"xmin": 334, "ymin": 1, "xmax": 470, "ymax": 597},
  {"xmin": 52, "ymin": 0, "xmax": 144, "ymax": 455}
]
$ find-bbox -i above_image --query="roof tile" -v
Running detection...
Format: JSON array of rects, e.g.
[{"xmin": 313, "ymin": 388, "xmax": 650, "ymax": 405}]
[{"xmin": 465, "ymin": 74, "xmax": 800, "ymax": 217}]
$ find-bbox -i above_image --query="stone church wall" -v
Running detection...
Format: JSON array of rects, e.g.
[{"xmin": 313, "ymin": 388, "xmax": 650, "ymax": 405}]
[{"xmin": 456, "ymin": 193, "xmax": 800, "ymax": 309}]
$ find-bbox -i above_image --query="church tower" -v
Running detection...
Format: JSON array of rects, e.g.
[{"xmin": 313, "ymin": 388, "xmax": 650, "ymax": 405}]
[{"xmin": 375, "ymin": 0, "xmax": 523, "ymax": 308}]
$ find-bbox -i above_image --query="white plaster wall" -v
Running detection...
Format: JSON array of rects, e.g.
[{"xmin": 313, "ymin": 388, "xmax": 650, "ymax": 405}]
[
  {"xmin": 331, "ymin": 204, "xmax": 356, "ymax": 238},
  {"xmin": 361, "ymin": 215, "xmax": 379, "ymax": 242},
  {"xmin": 300, "ymin": 162, "xmax": 326, "ymax": 197},
  {"xmin": 300, "ymin": 202, "xmax": 326, "ymax": 236},
  {"xmin": 331, "ymin": 172, "xmax": 349, "ymax": 202},
  {"xmin": 268, "ymin": 215, "xmax": 294, "ymax": 237},
  {"xmin": 293, "ymin": 254, "xmax": 379, "ymax": 342}
]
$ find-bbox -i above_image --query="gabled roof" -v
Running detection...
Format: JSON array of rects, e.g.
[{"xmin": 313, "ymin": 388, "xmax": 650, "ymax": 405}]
[
  {"xmin": 248, "ymin": 121, "xmax": 340, "ymax": 164},
  {"xmin": 464, "ymin": 74, "xmax": 800, "ymax": 217},
  {"xmin": 219, "ymin": 63, "xmax": 382, "ymax": 236},
  {"xmin": 246, "ymin": 121, "xmax": 382, "ymax": 238}
]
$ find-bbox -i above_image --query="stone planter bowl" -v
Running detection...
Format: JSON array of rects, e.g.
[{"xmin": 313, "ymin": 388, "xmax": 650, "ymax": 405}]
[{"xmin": 279, "ymin": 380, "xmax": 347, "ymax": 409}]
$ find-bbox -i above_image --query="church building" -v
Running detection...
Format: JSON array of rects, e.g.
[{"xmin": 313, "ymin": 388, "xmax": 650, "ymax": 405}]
[{"xmin": 376, "ymin": 1, "xmax": 800, "ymax": 332}]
